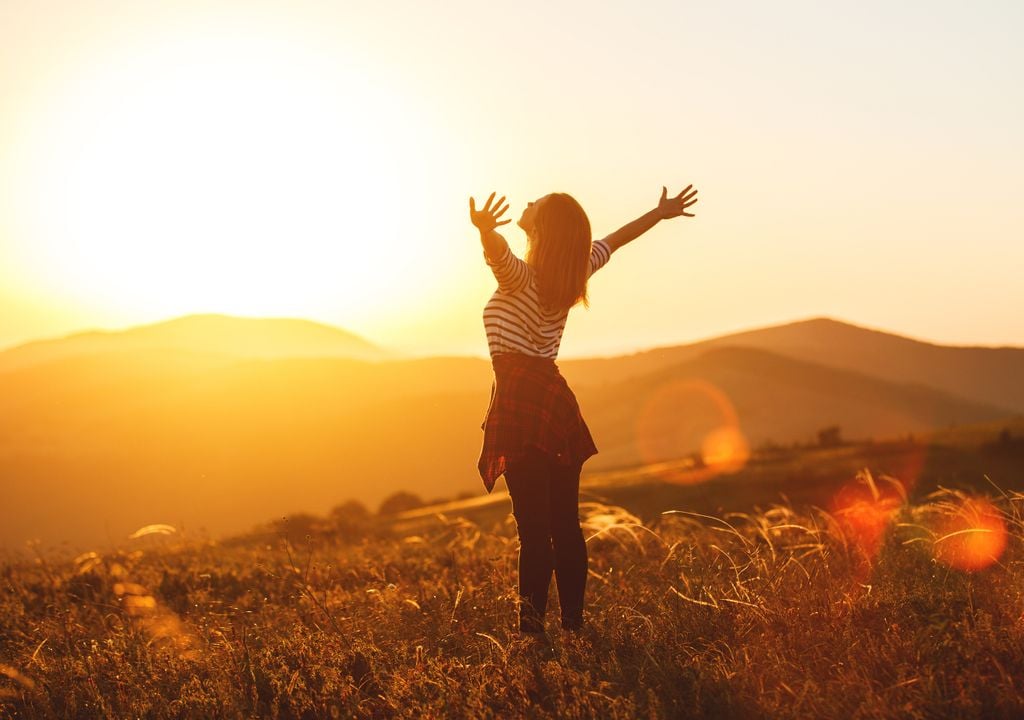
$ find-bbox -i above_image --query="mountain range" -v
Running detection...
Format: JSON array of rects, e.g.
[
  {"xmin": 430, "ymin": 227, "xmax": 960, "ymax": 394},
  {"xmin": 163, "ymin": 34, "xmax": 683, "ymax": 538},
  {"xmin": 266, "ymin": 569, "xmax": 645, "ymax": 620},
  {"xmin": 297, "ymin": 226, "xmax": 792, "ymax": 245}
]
[{"xmin": 0, "ymin": 314, "xmax": 1020, "ymax": 551}]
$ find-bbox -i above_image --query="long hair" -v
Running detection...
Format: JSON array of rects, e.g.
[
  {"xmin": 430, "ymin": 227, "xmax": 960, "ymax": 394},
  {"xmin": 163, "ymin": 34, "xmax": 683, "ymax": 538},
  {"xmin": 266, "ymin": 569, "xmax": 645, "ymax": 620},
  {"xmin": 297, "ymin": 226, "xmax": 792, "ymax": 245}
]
[{"xmin": 525, "ymin": 193, "xmax": 592, "ymax": 313}]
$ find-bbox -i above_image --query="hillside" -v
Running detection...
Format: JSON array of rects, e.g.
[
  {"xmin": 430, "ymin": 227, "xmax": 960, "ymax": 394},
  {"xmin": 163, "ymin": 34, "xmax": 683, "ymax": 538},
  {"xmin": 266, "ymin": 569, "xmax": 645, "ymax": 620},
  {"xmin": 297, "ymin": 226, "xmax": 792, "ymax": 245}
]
[
  {"xmin": 574, "ymin": 345, "xmax": 1014, "ymax": 470},
  {"xmin": 561, "ymin": 317, "xmax": 1024, "ymax": 412},
  {"xmin": 0, "ymin": 314, "xmax": 392, "ymax": 373},
  {"xmin": 5, "ymin": 314, "xmax": 1021, "ymax": 412},
  {"xmin": 0, "ymin": 342, "xmax": 1015, "ymax": 551}
]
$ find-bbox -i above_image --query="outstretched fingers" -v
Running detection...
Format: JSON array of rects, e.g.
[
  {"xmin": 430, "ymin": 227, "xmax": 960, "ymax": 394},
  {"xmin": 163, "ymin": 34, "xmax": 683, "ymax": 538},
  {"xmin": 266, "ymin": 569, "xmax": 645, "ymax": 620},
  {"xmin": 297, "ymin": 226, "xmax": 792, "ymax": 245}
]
[
  {"xmin": 678, "ymin": 185, "xmax": 699, "ymax": 211},
  {"xmin": 493, "ymin": 200, "xmax": 510, "ymax": 224},
  {"xmin": 470, "ymin": 191, "xmax": 513, "ymax": 231}
]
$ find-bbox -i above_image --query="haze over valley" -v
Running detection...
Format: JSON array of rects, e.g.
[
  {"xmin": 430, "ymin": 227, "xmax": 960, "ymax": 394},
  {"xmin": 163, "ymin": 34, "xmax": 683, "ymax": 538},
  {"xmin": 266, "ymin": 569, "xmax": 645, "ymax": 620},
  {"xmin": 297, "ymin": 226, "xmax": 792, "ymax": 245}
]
[{"xmin": 1, "ymin": 314, "xmax": 1020, "ymax": 551}]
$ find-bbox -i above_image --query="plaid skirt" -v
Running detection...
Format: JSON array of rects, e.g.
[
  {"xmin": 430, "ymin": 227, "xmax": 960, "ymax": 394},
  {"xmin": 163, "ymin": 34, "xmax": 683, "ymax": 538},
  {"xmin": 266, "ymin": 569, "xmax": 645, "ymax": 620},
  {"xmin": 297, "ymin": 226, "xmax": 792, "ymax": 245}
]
[{"xmin": 477, "ymin": 352, "xmax": 598, "ymax": 493}]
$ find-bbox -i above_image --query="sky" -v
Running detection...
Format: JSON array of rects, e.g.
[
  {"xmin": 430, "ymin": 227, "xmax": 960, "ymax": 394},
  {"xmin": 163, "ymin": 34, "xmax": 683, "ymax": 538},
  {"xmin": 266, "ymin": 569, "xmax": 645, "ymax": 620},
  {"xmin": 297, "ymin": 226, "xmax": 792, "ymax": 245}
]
[{"xmin": 1, "ymin": 0, "xmax": 1022, "ymax": 359}]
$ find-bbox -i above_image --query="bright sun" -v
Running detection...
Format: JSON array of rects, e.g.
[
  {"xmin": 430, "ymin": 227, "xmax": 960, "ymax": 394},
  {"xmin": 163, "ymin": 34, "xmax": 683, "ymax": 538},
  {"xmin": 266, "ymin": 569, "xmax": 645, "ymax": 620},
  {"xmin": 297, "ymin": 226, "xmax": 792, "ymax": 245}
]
[{"xmin": 11, "ymin": 27, "xmax": 444, "ymax": 324}]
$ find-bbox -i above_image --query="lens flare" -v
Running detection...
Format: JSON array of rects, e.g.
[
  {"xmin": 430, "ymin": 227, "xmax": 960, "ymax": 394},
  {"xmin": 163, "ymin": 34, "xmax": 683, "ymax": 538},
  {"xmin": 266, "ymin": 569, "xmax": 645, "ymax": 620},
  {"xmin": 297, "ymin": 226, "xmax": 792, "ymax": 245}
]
[
  {"xmin": 701, "ymin": 426, "xmax": 751, "ymax": 474},
  {"xmin": 933, "ymin": 497, "xmax": 1007, "ymax": 572},
  {"xmin": 633, "ymin": 378, "xmax": 749, "ymax": 484},
  {"xmin": 831, "ymin": 469, "xmax": 906, "ymax": 561}
]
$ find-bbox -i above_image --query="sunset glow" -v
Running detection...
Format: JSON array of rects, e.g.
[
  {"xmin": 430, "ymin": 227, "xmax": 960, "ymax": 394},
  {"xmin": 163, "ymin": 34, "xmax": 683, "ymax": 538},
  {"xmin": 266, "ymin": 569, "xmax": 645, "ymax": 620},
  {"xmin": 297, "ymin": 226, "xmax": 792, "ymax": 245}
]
[
  {"xmin": 4, "ymin": 17, "xmax": 456, "ymax": 328},
  {"xmin": 1, "ymin": 2, "xmax": 1021, "ymax": 356}
]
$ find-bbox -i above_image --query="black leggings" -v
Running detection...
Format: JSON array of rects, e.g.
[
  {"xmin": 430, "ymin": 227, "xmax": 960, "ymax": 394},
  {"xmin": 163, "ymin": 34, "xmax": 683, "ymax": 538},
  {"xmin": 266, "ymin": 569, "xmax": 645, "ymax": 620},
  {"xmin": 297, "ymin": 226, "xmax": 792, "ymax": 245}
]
[{"xmin": 504, "ymin": 444, "xmax": 587, "ymax": 631}]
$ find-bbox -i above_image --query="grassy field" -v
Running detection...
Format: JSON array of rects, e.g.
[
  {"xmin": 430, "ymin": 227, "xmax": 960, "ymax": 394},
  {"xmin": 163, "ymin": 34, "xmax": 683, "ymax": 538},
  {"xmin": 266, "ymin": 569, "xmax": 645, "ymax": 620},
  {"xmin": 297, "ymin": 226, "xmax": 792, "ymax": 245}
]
[{"xmin": 2, "ymin": 434, "xmax": 1024, "ymax": 719}]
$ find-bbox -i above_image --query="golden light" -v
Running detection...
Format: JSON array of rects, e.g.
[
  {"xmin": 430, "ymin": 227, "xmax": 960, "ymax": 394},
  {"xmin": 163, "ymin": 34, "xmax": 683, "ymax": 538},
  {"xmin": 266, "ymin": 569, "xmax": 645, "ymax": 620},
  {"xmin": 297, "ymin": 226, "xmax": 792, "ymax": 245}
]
[
  {"xmin": 933, "ymin": 497, "xmax": 1008, "ymax": 572},
  {"xmin": 8, "ymin": 26, "xmax": 447, "ymax": 324},
  {"xmin": 633, "ymin": 378, "xmax": 750, "ymax": 484}
]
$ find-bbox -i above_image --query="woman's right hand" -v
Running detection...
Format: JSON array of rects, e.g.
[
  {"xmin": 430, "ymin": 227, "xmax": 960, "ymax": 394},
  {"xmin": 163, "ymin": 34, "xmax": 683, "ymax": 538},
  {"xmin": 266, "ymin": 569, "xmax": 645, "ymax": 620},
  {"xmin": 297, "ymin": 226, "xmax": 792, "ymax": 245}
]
[{"xmin": 469, "ymin": 192, "xmax": 511, "ymax": 233}]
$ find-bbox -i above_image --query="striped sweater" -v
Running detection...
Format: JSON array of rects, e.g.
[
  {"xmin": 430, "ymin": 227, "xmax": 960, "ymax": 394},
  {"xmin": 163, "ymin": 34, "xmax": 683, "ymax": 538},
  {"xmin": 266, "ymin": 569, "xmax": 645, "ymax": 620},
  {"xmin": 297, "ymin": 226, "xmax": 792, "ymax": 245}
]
[{"xmin": 482, "ymin": 237, "xmax": 614, "ymax": 359}]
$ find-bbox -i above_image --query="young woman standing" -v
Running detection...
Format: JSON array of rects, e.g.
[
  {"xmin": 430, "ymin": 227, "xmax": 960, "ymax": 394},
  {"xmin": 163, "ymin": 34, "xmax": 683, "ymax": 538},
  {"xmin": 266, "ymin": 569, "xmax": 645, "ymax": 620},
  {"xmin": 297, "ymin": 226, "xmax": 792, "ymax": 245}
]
[{"xmin": 470, "ymin": 185, "xmax": 699, "ymax": 636}]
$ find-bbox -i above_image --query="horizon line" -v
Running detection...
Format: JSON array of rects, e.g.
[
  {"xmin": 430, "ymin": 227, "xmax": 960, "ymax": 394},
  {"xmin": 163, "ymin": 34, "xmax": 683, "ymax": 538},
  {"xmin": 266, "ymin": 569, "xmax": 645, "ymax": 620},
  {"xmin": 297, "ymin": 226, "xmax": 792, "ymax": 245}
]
[{"xmin": 1, "ymin": 312, "xmax": 1022, "ymax": 359}]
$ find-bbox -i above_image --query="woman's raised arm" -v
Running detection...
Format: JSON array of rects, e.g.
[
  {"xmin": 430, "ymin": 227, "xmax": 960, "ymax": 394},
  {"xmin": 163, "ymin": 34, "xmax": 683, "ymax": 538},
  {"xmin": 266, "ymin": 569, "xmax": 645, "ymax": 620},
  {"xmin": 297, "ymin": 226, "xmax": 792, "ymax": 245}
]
[
  {"xmin": 603, "ymin": 185, "xmax": 699, "ymax": 253},
  {"xmin": 471, "ymin": 192, "xmax": 531, "ymax": 294},
  {"xmin": 470, "ymin": 192, "xmax": 512, "ymax": 261}
]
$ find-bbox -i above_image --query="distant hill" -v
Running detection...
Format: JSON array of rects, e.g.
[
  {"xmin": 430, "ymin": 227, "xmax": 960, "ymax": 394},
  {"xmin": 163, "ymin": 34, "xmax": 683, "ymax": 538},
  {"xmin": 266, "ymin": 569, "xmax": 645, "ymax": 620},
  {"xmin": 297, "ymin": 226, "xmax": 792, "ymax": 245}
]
[
  {"xmin": 561, "ymin": 317, "xmax": 1024, "ymax": 412},
  {"xmin": 0, "ymin": 314, "xmax": 393, "ymax": 373},
  {"xmin": 5, "ymin": 315, "xmax": 1020, "ymax": 412},
  {"xmin": 0, "ymin": 339, "xmax": 1015, "ymax": 551},
  {"xmin": 572, "ymin": 346, "xmax": 1013, "ymax": 470}
]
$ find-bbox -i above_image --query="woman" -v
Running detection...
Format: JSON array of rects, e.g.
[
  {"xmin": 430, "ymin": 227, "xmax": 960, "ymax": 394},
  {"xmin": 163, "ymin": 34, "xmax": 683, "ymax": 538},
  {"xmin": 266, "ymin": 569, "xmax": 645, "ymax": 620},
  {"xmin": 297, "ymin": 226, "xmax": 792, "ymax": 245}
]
[{"xmin": 470, "ymin": 185, "xmax": 699, "ymax": 636}]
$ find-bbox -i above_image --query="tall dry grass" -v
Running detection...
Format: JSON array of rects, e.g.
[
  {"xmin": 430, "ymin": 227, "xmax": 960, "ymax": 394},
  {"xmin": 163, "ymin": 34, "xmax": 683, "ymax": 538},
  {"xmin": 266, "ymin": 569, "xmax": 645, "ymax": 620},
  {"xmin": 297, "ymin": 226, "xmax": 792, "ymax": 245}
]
[{"xmin": 1, "ymin": 475, "xmax": 1022, "ymax": 718}]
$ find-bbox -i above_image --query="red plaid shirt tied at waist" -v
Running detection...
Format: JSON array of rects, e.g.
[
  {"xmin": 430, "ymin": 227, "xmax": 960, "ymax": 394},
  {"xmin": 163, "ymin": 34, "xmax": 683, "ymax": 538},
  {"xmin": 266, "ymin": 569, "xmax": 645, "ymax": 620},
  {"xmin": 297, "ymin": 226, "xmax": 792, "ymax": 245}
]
[{"xmin": 477, "ymin": 352, "xmax": 598, "ymax": 493}]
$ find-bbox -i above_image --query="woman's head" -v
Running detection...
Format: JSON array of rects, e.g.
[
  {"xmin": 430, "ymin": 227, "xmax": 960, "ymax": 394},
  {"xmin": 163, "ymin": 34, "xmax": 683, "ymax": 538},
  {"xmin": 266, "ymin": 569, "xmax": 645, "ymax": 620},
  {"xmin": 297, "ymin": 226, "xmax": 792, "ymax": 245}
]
[
  {"xmin": 516, "ymin": 194, "xmax": 549, "ymax": 236},
  {"xmin": 521, "ymin": 192, "xmax": 592, "ymax": 313}
]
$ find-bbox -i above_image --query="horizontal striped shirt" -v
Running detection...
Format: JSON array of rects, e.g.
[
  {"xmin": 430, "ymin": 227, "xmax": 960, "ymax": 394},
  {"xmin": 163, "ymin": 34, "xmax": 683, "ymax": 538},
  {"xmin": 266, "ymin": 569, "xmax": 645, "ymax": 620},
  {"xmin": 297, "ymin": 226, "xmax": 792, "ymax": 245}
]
[{"xmin": 483, "ymin": 237, "xmax": 613, "ymax": 359}]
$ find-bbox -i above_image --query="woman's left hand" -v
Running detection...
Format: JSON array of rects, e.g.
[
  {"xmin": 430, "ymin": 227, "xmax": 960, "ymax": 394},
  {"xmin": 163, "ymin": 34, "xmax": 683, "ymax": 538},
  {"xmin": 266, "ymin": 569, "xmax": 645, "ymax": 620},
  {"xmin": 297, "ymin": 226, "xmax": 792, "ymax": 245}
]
[{"xmin": 656, "ymin": 185, "xmax": 699, "ymax": 219}]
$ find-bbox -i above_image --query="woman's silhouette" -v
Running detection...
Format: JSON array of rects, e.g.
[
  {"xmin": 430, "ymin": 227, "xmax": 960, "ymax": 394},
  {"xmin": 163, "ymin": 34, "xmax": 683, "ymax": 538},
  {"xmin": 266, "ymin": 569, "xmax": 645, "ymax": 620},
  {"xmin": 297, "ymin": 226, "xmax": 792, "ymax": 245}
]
[{"xmin": 470, "ymin": 185, "xmax": 699, "ymax": 636}]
